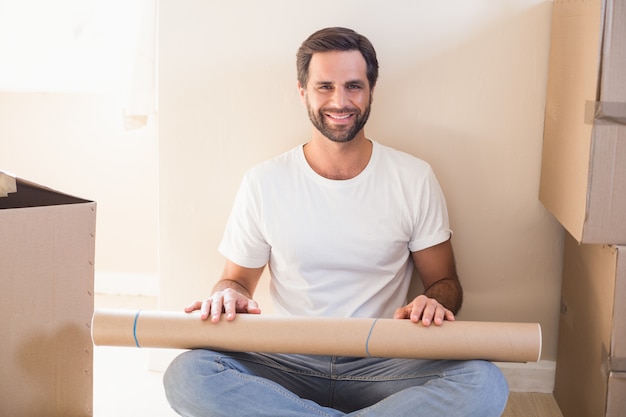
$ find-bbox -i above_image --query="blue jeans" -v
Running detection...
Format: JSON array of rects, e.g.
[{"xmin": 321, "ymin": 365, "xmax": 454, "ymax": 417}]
[{"xmin": 164, "ymin": 350, "xmax": 509, "ymax": 417}]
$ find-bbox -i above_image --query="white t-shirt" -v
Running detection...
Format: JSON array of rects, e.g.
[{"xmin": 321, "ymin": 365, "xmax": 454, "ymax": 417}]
[{"xmin": 219, "ymin": 140, "xmax": 451, "ymax": 319}]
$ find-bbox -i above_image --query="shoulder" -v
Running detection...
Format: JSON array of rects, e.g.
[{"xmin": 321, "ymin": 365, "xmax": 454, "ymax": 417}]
[
  {"xmin": 239, "ymin": 145, "xmax": 305, "ymax": 194},
  {"xmin": 245, "ymin": 145, "xmax": 303, "ymax": 179},
  {"xmin": 374, "ymin": 141, "xmax": 433, "ymax": 176}
]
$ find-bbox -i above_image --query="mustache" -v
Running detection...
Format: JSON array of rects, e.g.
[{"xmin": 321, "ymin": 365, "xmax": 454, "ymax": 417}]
[{"xmin": 320, "ymin": 106, "xmax": 360, "ymax": 114}]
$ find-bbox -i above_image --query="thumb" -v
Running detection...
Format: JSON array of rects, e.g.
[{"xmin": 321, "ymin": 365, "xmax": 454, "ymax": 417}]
[
  {"xmin": 393, "ymin": 305, "xmax": 409, "ymax": 319},
  {"xmin": 246, "ymin": 299, "xmax": 262, "ymax": 314}
]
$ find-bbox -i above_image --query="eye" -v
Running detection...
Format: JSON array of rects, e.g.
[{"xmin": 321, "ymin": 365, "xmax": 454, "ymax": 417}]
[{"xmin": 347, "ymin": 83, "xmax": 364, "ymax": 90}]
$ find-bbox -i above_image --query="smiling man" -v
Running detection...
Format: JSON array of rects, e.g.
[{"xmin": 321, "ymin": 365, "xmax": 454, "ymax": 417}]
[
  {"xmin": 302, "ymin": 49, "xmax": 372, "ymax": 145},
  {"xmin": 163, "ymin": 27, "xmax": 509, "ymax": 417}
]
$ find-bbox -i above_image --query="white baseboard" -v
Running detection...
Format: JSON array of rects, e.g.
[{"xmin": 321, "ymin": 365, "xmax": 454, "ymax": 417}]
[
  {"xmin": 496, "ymin": 360, "xmax": 555, "ymax": 393},
  {"xmin": 95, "ymin": 271, "xmax": 159, "ymax": 296}
]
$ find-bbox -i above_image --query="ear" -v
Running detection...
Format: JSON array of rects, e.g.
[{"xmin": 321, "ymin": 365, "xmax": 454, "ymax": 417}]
[{"xmin": 297, "ymin": 80, "xmax": 307, "ymax": 105}]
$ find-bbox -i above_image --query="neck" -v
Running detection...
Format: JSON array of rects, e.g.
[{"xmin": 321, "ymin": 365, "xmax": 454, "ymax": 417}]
[{"xmin": 303, "ymin": 133, "xmax": 372, "ymax": 180}]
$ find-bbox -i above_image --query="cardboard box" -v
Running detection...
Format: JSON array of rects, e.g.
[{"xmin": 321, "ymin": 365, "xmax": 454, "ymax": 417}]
[
  {"xmin": 0, "ymin": 171, "xmax": 96, "ymax": 416},
  {"xmin": 539, "ymin": 0, "xmax": 626, "ymax": 244},
  {"xmin": 606, "ymin": 372, "xmax": 626, "ymax": 416},
  {"xmin": 554, "ymin": 232, "xmax": 626, "ymax": 417}
]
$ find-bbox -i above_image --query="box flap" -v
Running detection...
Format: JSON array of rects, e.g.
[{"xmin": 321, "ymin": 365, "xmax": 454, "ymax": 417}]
[
  {"xmin": 555, "ymin": 233, "xmax": 617, "ymax": 416},
  {"xmin": 539, "ymin": 0, "xmax": 603, "ymax": 241},
  {"xmin": 0, "ymin": 173, "xmax": 92, "ymax": 209},
  {"xmin": 0, "ymin": 170, "xmax": 17, "ymax": 197}
]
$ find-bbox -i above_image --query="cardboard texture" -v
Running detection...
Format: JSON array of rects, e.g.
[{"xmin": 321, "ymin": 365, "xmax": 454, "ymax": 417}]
[
  {"xmin": 0, "ymin": 171, "xmax": 96, "ymax": 416},
  {"xmin": 554, "ymin": 233, "xmax": 626, "ymax": 417},
  {"xmin": 539, "ymin": 0, "xmax": 626, "ymax": 244},
  {"xmin": 92, "ymin": 309, "xmax": 542, "ymax": 363}
]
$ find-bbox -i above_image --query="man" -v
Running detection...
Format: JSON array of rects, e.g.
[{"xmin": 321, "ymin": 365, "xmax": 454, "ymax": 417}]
[{"xmin": 164, "ymin": 27, "xmax": 508, "ymax": 416}]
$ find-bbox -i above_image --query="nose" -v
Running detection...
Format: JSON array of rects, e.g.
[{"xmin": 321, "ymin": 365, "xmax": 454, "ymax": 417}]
[{"xmin": 330, "ymin": 87, "xmax": 348, "ymax": 109}]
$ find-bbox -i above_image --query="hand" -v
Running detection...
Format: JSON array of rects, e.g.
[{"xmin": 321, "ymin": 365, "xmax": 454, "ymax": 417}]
[
  {"xmin": 185, "ymin": 288, "xmax": 261, "ymax": 323},
  {"xmin": 393, "ymin": 294, "xmax": 455, "ymax": 326}
]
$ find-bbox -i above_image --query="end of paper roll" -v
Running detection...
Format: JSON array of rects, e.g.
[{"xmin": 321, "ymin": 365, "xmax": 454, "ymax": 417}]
[
  {"xmin": 91, "ymin": 309, "xmax": 98, "ymax": 346},
  {"xmin": 536, "ymin": 323, "xmax": 543, "ymax": 362}
]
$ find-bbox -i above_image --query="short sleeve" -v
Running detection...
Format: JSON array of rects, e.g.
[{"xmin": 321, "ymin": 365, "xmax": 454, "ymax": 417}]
[
  {"xmin": 218, "ymin": 171, "xmax": 271, "ymax": 268},
  {"xmin": 408, "ymin": 167, "xmax": 452, "ymax": 252}
]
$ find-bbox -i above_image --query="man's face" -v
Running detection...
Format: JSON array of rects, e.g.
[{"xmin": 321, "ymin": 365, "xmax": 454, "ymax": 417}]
[{"xmin": 299, "ymin": 50, "xmax": 373, "ymax": 143}]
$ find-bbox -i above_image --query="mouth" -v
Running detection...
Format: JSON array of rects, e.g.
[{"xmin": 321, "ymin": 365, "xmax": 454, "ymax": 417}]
[{"xmin": 325, "ymin": 112, "xmax": 355, "ymax": 122}]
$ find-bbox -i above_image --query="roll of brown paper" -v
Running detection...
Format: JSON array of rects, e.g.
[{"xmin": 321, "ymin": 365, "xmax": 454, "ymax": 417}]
[{"xmin": 91, "ymin": 309, "xmax": 542, "ymax": 363}]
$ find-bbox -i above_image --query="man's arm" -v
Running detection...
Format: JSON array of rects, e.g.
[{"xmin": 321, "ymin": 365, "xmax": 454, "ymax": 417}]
[
  {"xmin": 393, "ymin": 238, "xmax": 463, "ymax": 326},
  {"xmin": 185, "ymin": 259, "xmax": 265, "ymax": 322}
]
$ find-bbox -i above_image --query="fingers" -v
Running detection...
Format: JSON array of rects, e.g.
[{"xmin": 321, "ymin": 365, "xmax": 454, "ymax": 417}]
[
  {"xmin": 184, "ymin": 300, "xmax": 202, "ymax": 313},
  {"xmin": 395, "ymin": 295, "xmax": 455, "ymax": 326},
  {"xmin": 183, "ymin": 300, "xmax": 212, "ymax": 320},
  {"xmin": 244, "ymin": 299, "xmax": 262, "ymax": 315},
  {"xmin": 186, "ymin": 288, "xmax": 261, "ymax": 322},
  {"xmin": 392, "ymin": 306, "xmax": 408, "ymax": 320},
  {"xmin": 418, "ymin": 302, "xmax": 444, "ymax": 326}
]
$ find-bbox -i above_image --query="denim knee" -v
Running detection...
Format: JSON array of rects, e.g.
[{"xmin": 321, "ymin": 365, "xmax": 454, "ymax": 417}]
[
  {"xmin": 163, "ymin": 350, "xmax": 218, "ymax": 413},
  {"xmin": 473, "ymin": 360, "xmax": 509, "ymax": 416},
  {"xmin": 163, "ymin": 351, "xmax": 190, "ymax": 406},
  {"xmin": 163, "ymin": 350, "xmax": 191, "ymax": 390}
]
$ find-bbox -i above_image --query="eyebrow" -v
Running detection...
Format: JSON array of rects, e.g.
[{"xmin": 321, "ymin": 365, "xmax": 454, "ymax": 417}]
[
  {"xmin": 346, "ymin": 80, "xmax": 366, "ymax": 87},
  {"xmin": 314, "ymin": 80, "xmax": 367, "ymax": 87}
]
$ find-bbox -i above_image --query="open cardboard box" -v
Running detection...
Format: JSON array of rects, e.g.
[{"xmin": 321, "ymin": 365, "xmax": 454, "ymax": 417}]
[
  {"xmin": 539, "ymin": 0, "xmax": 626, "ymax": 244},
  {"xmin": 0, "ymin": 171, "xmax": 96, "ymax": 416},
  {"xmin": 554, "ymin": 232, "xmax": 626, "ymax": 417}
]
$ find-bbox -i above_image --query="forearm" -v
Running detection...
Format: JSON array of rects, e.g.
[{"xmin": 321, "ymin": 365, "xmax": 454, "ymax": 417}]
[
  {"xmin": 423, "ymin": 277, "xmax": 463, "ymax": 315},
  {"xmin": 211, "ymin": 260, "xmax": 264, "ymax": 299}
]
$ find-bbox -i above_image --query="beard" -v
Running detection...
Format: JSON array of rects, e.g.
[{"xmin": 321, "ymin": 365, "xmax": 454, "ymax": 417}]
[{"xmin": 306, "ymin": 100, "xmax": 371, "ymax": 143}]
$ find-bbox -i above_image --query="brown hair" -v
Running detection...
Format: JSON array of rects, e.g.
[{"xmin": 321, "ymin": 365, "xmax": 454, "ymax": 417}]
[{"xmin": 296, "ymin": 27, "xmax": 379, "ymax": 89}]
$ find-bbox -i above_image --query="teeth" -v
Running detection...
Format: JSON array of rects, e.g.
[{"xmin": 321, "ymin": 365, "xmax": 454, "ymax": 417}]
[{"xmin": 329, "ymin": 114, "xmax": 351, "ymax": 120}]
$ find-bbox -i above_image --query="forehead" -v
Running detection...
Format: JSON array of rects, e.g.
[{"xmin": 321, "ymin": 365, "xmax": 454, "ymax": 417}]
[{"xmin": 307, "ymin": 50, "xmax": 368, "ymax": 84}]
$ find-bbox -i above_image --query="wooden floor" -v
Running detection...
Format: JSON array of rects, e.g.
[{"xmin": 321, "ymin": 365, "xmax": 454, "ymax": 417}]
[{"xmin": 503, "ymin": 392, "xmax": 563, "ymax": 417}]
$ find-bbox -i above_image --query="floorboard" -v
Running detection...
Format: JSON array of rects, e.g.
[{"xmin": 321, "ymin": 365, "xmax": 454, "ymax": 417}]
[{"xmin": 503, "ymin": 392, "xmax": 563, "ymax": 417}]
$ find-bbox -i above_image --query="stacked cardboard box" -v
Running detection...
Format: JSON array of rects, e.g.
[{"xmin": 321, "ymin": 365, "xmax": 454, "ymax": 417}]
[
  {"xmin": 540, "ymin": 0, "xmax": 626, "ymax": 244},
  {"xmin": 556, "ymin": 235, "xmax": 626, "ymax": 417},
  {"xmin": 0, "ymin": 171, "xmax": 96, "ymax": 416},
  {"xmin": 539, "ymin": 0, "xmax": 626, "ymax": 416}
]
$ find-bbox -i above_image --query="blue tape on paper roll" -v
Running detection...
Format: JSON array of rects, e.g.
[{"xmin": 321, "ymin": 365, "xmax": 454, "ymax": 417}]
[
  {"xmin": 365, "ymin": 318, "xmax": 379, "ymax": 357},
  {"xmin": 133, "ymin": 310, "xmax": 142, "ymax": 348}
]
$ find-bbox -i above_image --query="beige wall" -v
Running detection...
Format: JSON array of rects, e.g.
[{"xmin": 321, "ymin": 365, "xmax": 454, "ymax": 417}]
[
  {"xmin": 0, "ymin": 0, "xmax": 563, "ymax": 362},
  {"xmin": 0, "ymin": 93, "xmax": 159, "ymax": 290},
  {"xmin": 158, "ymin": 0, "xmax": 563, "ymax": 360}
]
